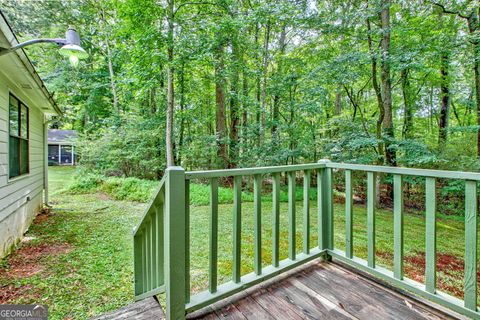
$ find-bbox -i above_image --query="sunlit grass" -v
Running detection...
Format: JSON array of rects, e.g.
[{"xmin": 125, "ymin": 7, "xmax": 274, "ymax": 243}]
[{"xmin": 0, "ymin": 166, "xmax": 476, "ymax": 319}]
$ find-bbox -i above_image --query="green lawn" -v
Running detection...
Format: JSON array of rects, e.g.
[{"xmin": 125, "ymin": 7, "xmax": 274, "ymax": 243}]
[{"xmin": 0, "ymin": 166, "xmax": 475, "ymax": 319}]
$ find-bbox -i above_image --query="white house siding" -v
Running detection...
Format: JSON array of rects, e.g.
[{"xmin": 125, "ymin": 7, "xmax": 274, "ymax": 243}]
[{"xmin": 0, "ymin": 71, "xmax": 45, "ymax": 258}]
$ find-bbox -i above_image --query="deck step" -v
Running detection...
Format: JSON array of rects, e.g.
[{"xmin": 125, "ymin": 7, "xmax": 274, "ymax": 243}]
[{"xmin": 92, "ymin": 297, "xmax": 164, "ymax": 320}]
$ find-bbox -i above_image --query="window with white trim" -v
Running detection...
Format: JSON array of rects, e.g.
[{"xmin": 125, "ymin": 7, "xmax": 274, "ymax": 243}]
[{"xmin": 9, "ymin": 93, "xmax": 29, "ymax": 178}]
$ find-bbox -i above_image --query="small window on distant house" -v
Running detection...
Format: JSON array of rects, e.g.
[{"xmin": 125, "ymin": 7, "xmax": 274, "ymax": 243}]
[{"xmin": 9, "ymin": 94, "xmax": 29, "ymax": 179}]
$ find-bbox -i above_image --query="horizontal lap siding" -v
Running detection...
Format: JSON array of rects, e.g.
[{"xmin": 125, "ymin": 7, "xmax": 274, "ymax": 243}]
[{"xmin": 0, "ymin": 71, "xmax": 46, "ymax": 257}]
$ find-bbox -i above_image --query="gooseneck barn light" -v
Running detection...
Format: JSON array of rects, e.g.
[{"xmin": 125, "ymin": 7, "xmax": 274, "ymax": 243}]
[{"xmin": 0, "ymin": 26, "xmax": 88, "ymax": 67}]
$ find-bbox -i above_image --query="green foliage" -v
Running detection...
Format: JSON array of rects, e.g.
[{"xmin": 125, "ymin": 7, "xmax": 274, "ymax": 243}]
[
  {"xmin": 68, "ymin": 170, "xmax": 157, "ymax": 203},
  {"xmin": 4, "ymin": 0, "xmax": 480, "ymax": 217},
  {"xmin": 77, "ymin": 116, "xmax": 165, "ymax": 179}
]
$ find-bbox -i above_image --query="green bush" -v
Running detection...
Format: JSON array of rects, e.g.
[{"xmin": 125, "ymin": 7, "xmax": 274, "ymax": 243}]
[
  {"xmin": 67, "ymin": 171, "xmax": 321, "ymax": 206},
  {"xmin": 76, "ymin": 116, "xmax": 165, "ymax": 179}
]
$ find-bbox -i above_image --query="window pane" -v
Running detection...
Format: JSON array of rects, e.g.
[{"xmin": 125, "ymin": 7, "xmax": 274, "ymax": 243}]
[
  {"xmin": 20, "ymin": 104, "xmax": 28, "ymax": 138},
  {"xmin": 61, "ymin": 145, "xmax": 72, "ymax": 164},
  {"xmin": 9, "ymin": 96, "xmax": 19, "ymax": 137},
  {"xmin": 9, "ymin": 136, "xmax": 20, "ymax": 178},
  {"xmin": 48, "ymin": 144, "xmax": 59, "ymax": 165},
  {"xmin": 20, "ymin": 139, "xmax": 29, "ymax": 174}
]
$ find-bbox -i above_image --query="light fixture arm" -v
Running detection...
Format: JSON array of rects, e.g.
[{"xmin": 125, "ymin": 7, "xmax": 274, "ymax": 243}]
[{"xmin": 0, "ymin": 38, "xmax": 67, "ymax": 56}]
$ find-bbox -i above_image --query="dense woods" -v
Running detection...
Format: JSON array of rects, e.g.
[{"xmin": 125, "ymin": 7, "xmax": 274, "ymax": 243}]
[{"xmin": 3, "ymin": 0, "xmax": 480, "ymax": 178}]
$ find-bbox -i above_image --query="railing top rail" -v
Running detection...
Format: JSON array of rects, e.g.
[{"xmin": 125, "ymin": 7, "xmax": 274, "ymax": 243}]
[
  {"xmin": 132, "ymin": 173, "xmax": 168, "ymax": 236},
  {"xmin": 185, "ymin": 163, "xmax": 327, "ymax": 179},
  {"xmin": 328, "ymin": 162, "xmax": 480, "ymax": 181}
]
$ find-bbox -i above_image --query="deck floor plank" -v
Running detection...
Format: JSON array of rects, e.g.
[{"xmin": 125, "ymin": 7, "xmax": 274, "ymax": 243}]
[
  {"xmin": 96, "ymin": 262, "xmax": 459, "ymax": 320},
  {"xmin": 251, "ymin": 287, "xmax": 306, "ymax": 320},
  {"xmin": 234, "ymin": 295, "xmax": 276, "ymax": 319},
  {"xmin": 194, "ymin": 262, "xmax": 457, "ymax": 320},
  {"xmin": 310, "ymin": 263, "xmax": 447, "ymax": 320},
  {"xmin": 214, "ymin": 303, "xmax": 247, "ymax": 320},
  {"xmin": 274, "ymin": 279, "xmax": 355, "ymax": 319}
]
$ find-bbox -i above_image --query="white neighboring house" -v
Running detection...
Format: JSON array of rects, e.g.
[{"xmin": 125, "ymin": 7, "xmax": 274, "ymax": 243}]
[
  {"xmin": 48, "ymin": 129, "xmax": 77, "ymax": 166},
  {"xmin": 0, "ymin": 12, "xmax": 62, "ymax": 258}
]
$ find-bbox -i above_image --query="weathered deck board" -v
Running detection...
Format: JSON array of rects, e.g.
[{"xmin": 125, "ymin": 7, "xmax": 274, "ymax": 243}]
[
  {"xmin": 92, "ymin": 297, "xmax": 163, "ymax": 320},
  {"xmin": 95, "ymin": 262, "xmax": 461, "ymax": 320},
  {"xmin": 191, "ymin": 262, "xmax": 459, "ymax": 320}
]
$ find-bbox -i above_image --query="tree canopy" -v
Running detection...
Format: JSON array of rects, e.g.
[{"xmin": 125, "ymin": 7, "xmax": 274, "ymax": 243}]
[{"xmin": 3, "ymin": 0, "xmax": 480, "ymax": 177}]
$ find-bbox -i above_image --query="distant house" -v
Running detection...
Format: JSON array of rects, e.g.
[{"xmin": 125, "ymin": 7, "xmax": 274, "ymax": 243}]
[
  {"xmin": 48, "ymin": 129, "xmax": 77, "ymax": 166},
  {"xmin": 0, "ymin": 12, "xmax": 61, "ymax": 258}
]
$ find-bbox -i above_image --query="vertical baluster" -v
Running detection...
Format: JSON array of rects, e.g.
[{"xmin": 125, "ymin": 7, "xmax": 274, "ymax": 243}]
[
  {"xmin": 145, "ymin": 224, "xmax": 151, "ymax": 291},
  {"xmin": 254, "ymin": 174, "xmax": 262, "ymax": 275},
  {"xmin": 425, "ymin": 177, "xmax": 436, "ymax": 294},
  {"xmin": 233, "ymin": 175, "xmax": 242, "ymax": 283},
  {"xmin": 345, "ymin": 170, "xmax": 353, "ymax": 258},
  {"xmin": 209, "ymin": 178, "xmax": 218, "ymax": 293},
  {"xmin": 156, "ymin": 201, "xmax": 164, "ymax": 287},
  {"xmin": 393, "ymin": 174, "xmax": 404, "ymax": 280},
  {"xmin": 288, "ymin": 171, "xmax": 296, "ymax": 260},
  {"xmin": 134, "ymin": 235, "xmax": 143, "ymax": 296},
  {"xmin": 303, "ymin": 170, "xmax": 310, "ymax": 254},
  {"xmin": 317, "ymin": 168, "xmax": 324, "ymax": 249},
  {"xmin": 272, "ymin": 173, "xmax": 280, "ymax": 267},
  {"xmin": 367, "ymin": 172, "xmax": 376, "ymax": 268},
  {"xmin": 142, "ymin": 230, "xmax": 147, "ymax": 293},
  {"xmin": 464, "ymin": 180, "xmax": 477, "ymax": 310},
  {"xmin": 150, "ymin": 216, "xmax": 156, "ymax": 288},
  {"xmin": 185, "ymin": 180, "xmax": 190, "ymax": 302}
]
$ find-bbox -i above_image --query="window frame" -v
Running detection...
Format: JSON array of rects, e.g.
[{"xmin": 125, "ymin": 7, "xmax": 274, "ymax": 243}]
[{"xmin": 8, "ymin": 92, "xmax": 30, "ymax": 180}]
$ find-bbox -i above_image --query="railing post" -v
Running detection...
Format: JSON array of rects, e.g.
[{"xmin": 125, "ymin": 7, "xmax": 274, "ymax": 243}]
[
  {"xmin": 164, "ymin": 167, "xmax": 186, "ymax": 320},
  {"xmin": 464, "ymin": 180, "xmax": 477, "ymax": 310},
  {"xmin": 318, "ymin": 159, "xmax": 333, "ymax": 258}
]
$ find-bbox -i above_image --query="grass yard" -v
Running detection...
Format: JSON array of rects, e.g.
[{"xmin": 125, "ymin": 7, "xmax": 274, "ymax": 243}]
[{"xmin": 0, "ymin": 166, "xmax": 476, "ymax": 319}]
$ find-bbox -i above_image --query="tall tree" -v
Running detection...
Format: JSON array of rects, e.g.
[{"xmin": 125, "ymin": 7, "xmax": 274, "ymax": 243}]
[{"xmin": 380, "ymin": 0, "xmax": 396, "ymax": 166}]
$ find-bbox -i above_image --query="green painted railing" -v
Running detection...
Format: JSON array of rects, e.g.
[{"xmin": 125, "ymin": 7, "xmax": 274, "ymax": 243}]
[{"xmin": 133, "ymin": 162, "xmax": 480, "ymax": 319}]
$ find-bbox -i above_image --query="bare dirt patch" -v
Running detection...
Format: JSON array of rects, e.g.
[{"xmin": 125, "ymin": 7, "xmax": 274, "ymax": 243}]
[
  {"xmin": 96, "ymin": 192, "xmax": 111, "ymax": 201},
  {"xmin": 0, "ymin": 242, "xmax": 72, "ymax": 279},
  {"xmin": 0, "ymin": 284, "xmax": 40, "ymax": 304},
  {"xmin": 34, "ymin": 207, "xmax": 52, "ymax": 224},
  {"xmin": 404, "ymin": 251, "xmax": 468, "ymax": 298}
]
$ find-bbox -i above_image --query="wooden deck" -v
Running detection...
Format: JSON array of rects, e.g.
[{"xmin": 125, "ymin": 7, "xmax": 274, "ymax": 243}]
[
  {"xmin": 96, "ymin": 261, "xmax": 464, "ymax": 320},
  {"xmin": 188, "ymin": 262, "xmax": 459, "ymax": 320}
]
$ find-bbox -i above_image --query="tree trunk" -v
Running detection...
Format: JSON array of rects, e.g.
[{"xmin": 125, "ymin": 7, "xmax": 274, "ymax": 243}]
[
  {"xmin": 106, "ymin": 42, "xmax": 118, "ymax": 112},
  {"xmin": 165, "ymin": 0, "xmax": 175, "ymax": 167},
  {"xmin": 100, "ymin": 8, "xmax": 119, "ymax": 113},
  {"xmin": 334, "ymin": 86, "xmax": 342, "ymax": 115},
  {"xmin": 466, "ymin": 8, "xmax": 480, "ymax": 157},
  {"xmin": 215, "ymin": 41, "xmax": 229, "ymax": 169},
  {"xmin": 380, "ymin": 0, "xmax": 396, "ymax": 167},
  {"xmin": 272, "ymin": 25, "xmax": 286, "ymax": 147},
  {"xmin": 438, "ymin": 53, "xmax": 450, "ymax": 151},
  {"xmin": 255, "ymin": 23, "xmax": 262, "ymax": 147},
  {"xmin": 260, "ymin": 19, "xmax": 271, "ymax": 146},
  {"xmin": 177, "ymin": 63, "xmax": 186, "ymax": 164},
  {"xmin": 241, "ymin": 61, "xmax": 248, "ymax": 158},
  {"xmin": 229, "ymin": 39, "xmax": 240, "ymax": 168},
  {"xmin": 366, "ymin": 11, "xmax": 384, "ymax": 164},
  {"xmin": 401, "ymin": 68, "xmax": 413, "ymax": 139}
]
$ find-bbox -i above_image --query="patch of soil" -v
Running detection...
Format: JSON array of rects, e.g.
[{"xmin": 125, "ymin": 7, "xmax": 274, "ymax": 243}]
[
  {"xmin": 403, "ymin": 251, "xmax": 470, "ymax": 298},
  {"xmin": 376, "ymin": 250, "xmax": 394, "ymax": 261},
  {"xmin": 34, "ymin": 207, "xmax": 51, "ymax": 224},
  {"xmin": 375, "ymin": 250, "xmax": 470, "ymax": 299},
  {"xmin": 0, "ymin": 243, "xmax": 72, "ymax": 279},
  {"xmin": 96, "ymin": 192, "xmax": 111, "ymax": 201},
  {"xmin": 0, "ymin": 284, "xmax": 40, "ymax": 304}
]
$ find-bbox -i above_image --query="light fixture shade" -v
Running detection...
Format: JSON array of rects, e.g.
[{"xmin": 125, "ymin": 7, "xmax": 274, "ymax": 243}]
[{"xmin": 59, "ymin": 44, "xmax": 89, "ymax": 59}]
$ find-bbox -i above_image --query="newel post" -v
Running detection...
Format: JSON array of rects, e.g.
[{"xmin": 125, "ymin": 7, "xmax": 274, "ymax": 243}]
[
  {"xmin": 318, "ymin": 159, "xmax": 333, "ymax": 257},
  {"xmin": 165, "ymin": 167, "xmax": 186, "ymax": 320}
]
